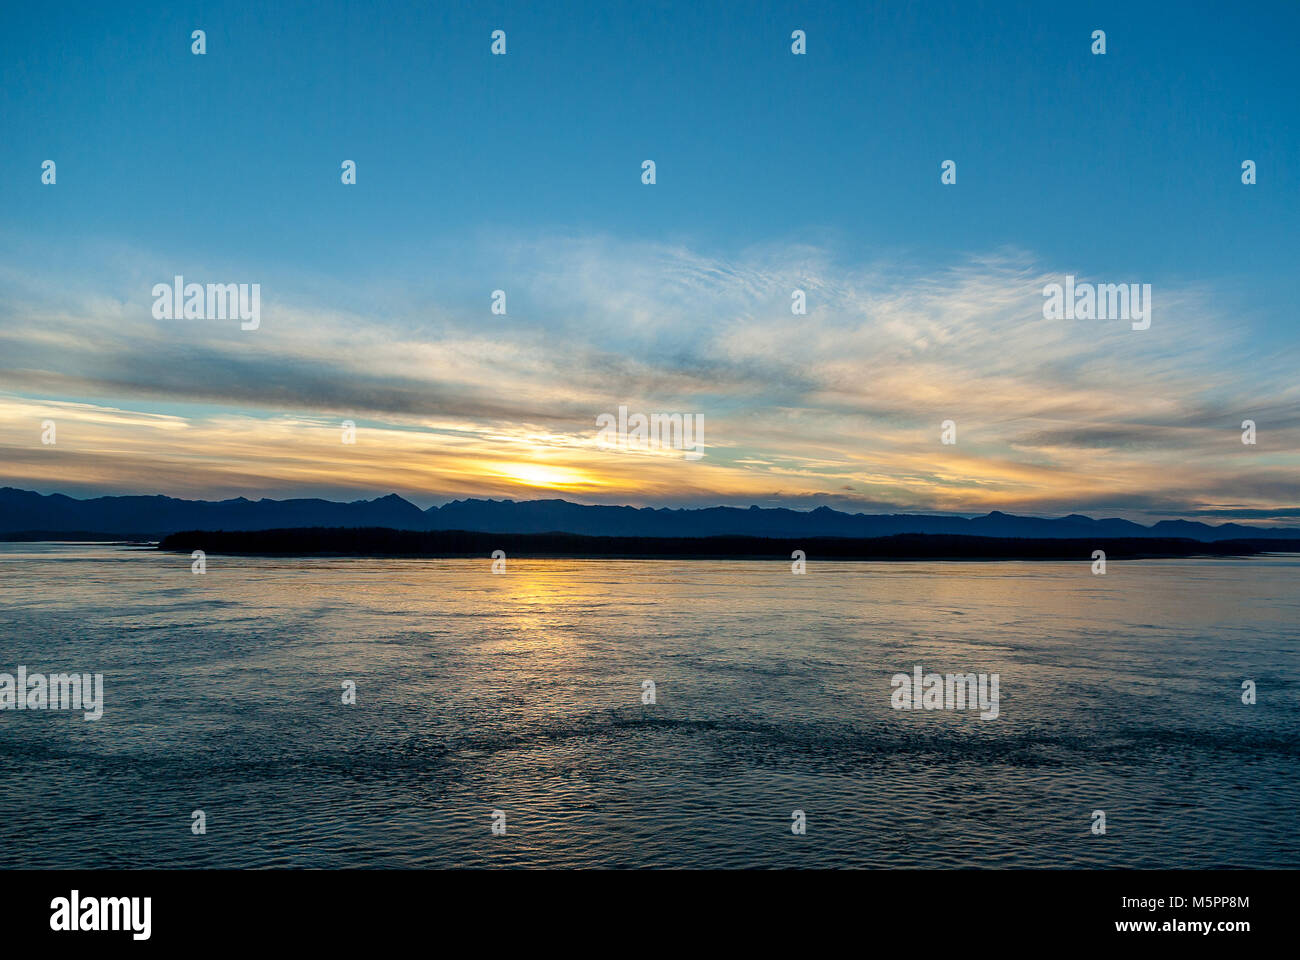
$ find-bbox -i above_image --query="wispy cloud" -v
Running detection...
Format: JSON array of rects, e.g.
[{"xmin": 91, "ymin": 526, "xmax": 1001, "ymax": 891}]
[{"xmin": 0, "ymin": 234, "xmax": 1295, "ymax": 522}]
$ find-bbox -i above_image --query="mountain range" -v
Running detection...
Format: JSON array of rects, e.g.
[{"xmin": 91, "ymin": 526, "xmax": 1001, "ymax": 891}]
[{"xmin": 2, "ymin": 486, "xmax": 1296, "ymax": 541}]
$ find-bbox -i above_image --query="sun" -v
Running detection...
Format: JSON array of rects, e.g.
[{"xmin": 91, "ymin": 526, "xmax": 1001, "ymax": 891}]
[{"xmin": 489, "ymin": 463, "xmax": 602, "ymax": 491}]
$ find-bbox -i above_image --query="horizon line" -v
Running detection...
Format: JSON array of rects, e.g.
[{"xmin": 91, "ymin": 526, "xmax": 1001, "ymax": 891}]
[{"xmin": 5, "ymin": 484, "xmax": 1299, "ymax": 531}]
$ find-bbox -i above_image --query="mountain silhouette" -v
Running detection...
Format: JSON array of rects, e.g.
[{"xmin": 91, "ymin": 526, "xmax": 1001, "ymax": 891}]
[{"xmin": 2, "ymin": 486, "xmax": 1295, "ymax": 542}]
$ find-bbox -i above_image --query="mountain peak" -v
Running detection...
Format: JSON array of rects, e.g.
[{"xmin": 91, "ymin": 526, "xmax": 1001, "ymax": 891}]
[{"xmin": 0, "ymin": 487, "xmax": 1295, "ymax": 541}]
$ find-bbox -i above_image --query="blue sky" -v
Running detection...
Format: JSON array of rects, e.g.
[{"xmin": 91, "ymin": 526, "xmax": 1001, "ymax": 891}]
[
  {"xmin": 1, "ymin": 1, "xmax": 1297, "ymax": 521},
  {"xmin": 5, "ymin": 1, "xmax": 1296, "ymax": 283}
]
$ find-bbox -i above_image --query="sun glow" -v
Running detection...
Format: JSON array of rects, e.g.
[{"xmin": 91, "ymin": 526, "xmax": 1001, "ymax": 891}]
[{"xmin": 489, "ymin": 462, "xmax": 603, "ymax": 491}]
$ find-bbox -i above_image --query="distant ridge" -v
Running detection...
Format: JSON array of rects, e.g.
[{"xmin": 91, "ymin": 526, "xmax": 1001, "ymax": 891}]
[{"xmin": 2, "ymin": 486, "xmax": 1296, "ymax": 542}]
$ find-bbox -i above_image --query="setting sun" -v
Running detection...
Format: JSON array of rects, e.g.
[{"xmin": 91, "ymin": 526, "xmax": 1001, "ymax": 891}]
[{"xmin": 489, "ymin": 462, "xmax": 603, "ymax": 491}]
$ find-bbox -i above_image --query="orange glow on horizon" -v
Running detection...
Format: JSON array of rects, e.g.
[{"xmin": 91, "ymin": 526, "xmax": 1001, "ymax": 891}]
[{"xmin": 487, "ymin": 462, "xmax": 605, "ymax": 491}]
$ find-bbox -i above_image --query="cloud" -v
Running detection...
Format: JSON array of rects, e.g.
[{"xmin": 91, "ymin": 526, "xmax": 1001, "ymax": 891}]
[{"xmin": 0, "ymin": 234, "xmax": 1295, "ymax": 522}]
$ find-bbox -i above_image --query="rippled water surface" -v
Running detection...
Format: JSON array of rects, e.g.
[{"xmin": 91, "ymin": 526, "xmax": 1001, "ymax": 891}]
[{"xmin": 1, "ymin": 543, "xmax": 1297, "ymax": 868}]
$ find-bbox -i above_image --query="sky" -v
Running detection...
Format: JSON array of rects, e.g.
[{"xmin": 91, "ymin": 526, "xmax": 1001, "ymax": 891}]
[{"xmin": 1, "ymin": 0, "xmax": 1297, "ymax": 522}]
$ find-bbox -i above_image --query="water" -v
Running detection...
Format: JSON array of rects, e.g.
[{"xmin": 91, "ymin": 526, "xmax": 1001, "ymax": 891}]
[{"xmin": 0, "ymin": 542, "xmax": 1297, "ymax": 868}]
